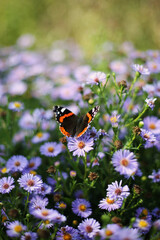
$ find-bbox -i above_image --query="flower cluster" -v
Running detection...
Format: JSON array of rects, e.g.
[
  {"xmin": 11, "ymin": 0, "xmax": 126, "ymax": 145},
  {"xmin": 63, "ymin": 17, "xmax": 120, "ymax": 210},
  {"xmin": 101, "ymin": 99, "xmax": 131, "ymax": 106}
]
[{"xmin": 0, "ymin": 36, "xmax": 160, "ymax": 240}]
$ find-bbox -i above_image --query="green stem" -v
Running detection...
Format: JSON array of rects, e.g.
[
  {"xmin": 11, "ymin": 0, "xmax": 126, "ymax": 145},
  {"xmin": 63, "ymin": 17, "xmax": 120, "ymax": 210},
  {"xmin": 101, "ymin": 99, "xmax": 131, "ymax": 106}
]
[
  {"xmin": 24, "ymin": 192, "xmax": 30, "ymax": 214},
  {"xmin": 125, "ymin": 105, "xmax": 148, "ymax": 127}
]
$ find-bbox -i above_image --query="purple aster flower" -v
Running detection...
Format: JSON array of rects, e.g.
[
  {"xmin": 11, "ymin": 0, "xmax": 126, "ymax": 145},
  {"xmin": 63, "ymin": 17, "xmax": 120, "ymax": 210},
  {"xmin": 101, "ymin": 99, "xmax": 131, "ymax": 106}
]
[
  {"xmin": 99, "ymin": 197, "xmax": 122, "ymax": 212},
  {"xmin": 123, "ymin": 97, "xmax": 139, "ymax": 114},
  {"xmin": 40, "ymin": 142, "xmax": 62, "ymax": 157},
  {"xmin": 140, "ymin": 129, "xmax": 156, "ymax": 142},
  {"xmin": 39, "ymin": 220, "xmax": 54, "ymax": 229},
  {"xmin": 132, "ymin": 64, "xmax": 150, "ymax": 75},
  {"xmin": 74, "ymin": 189, "xmax": 84, "ymax": 199},
  {"xmin": 148, "ymin": 169, "xmax": 160, "ymax": 182},
  {"xmin": 33, "ymin": 108, "xmax": 53, "ymax": 122},
  {"xmin": 111, "ymin": 227, "xmax": 142, "ymax": 240},
  {"xmin": 109, "ymin": 111, "xmax": 121, "ymax": 127},
  {"xmin": 31, "ymin": 208, "xmax": 63, "ymax": 221},
  {"xmin": 36, "ymin": 183, "xmax": 52, "ymax": 195},
  {"xmin": 109, "ymin": 60, "xmax": 127, "ymax": 75},
  {"xmin": 21, "ymin": 231, "xmax": 38, "ymax": 240},
  {"xmin": 154, "ymin": 81, "xmax": 160, "ymax": 97},
  {"xmin": 147, "ymin": 60, "xmax": 160, "ymax": 74},
  {"xmin": 144, "ymin": 136, "xmax": 158, "ymax": 149},
  {"xmin": 74, "ymin": 65, "xmax": 91, "ymax": 82},
  {"xmin": 51, "ymin": 211, "xmax": 66, "ymax": 224},
  {"xmin": 8, "ymin": 101, "xmax": 24, "ymax": 112},
  {"xmin": 70, "ymin": 170, "xmax": 77, "ymax": 177},
  {"xmin": 86, "ymin": 71, "xmax": 106, "ymax": 85},
  {"xmin": 6, "ymin": 155, "xmax": 28, "ymax": 172},
  {"xmin": 107, "ymin": 180, "xmax": 130, "ymax": 200},
  {"xmin": 86, "ymin": 127, "xmax": 102, "ymax": 141},
  {"xmin": 29, "ymin": 195, "xmax": 49, "ymax": 212},
  {"xmin": 17, "ymin": 34, "xmax": 35, "ymax": 48},
  {"xmin": 8, "ymin": 81, "xmax": 27, "ymax": 96},
  {"xmin": 145, "ymin": 97, "xmax": 157, "ymax": 110},
  {"xmin": 6, "ymin": 221, "xmax": 27, "ymax": 238},
  {"xmin": 78, "ymin": 218, "xmax": 100, "ymax": 238},
  {"xmin": 143, "ymin": 84, "xmax": 155, "ymax": 97},
  {"xmin": 19, "ymin": 111, "xmax": 36, "ymax": 130},
  {"xmin": 152, "ymin": 208, "xmax": 160, "ymax": 218},
  {"xmin": 72, "ymin": 198, "xmax": 92, "ymax": 218},
  {"xmin": 26, "ymin": 156, "xmax": 42, "ymax": 172},
  {"xmin": 56, "ymin": 226, "xmax": 79, "ymax": 240},
  {"xmin": 133, "ymin": 218, "xmax": 151, "ymax": 234},
  {"xmin": 0, "ymin": 176, "xmax": 15, "ymax": 194},
  {"xmin": 67, "ymin": 134, "xmax": 94, "ymax": 157},
  {"xmin": 147, "ymin": 49, "xmax": 160, "ymax": 59},
  {"xmin": 100, "ymin": 224, "xmax": 121, "ymax": 239},
  {"xmin": 153, "ymin": 219, "xmax": 160, "ymax": 230},
  {"xmin": 18, "ymin": 173, "xmax": 43, "ymax": 193},
  {"xmin": 31, "ymin": 132, "xmax": 50, "ymax": 144},
  {"xmin": 135, "ymin": 207, "xmax": 152, "ymax": 220},
  {"xmin": 111, "ymin": 149, "xmax": 138, "ymax": 177}
]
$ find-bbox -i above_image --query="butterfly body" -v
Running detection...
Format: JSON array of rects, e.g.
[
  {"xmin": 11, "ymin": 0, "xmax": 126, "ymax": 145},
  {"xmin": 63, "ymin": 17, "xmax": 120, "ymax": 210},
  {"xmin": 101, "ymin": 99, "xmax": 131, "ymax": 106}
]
[{"xmin": 53, "ymin": 106, "xmax": 100, "ymax": 138}]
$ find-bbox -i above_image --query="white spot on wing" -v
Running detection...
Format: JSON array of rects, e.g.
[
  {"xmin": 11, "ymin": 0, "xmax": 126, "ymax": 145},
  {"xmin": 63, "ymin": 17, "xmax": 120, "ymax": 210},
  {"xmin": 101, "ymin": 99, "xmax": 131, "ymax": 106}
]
[{"xmin": 61, "ymin": 108, "xmax": 66, "ymax": 112}]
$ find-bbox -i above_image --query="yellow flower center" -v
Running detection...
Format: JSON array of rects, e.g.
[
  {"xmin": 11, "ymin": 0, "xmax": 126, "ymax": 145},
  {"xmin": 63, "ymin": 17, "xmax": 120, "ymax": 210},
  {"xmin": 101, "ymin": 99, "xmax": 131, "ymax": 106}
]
[
  {"xmin": 14, "ymin": 102, "xmax": 21, "ymax": 108},
  {"xmin": 120, "ymin": 158, "xmax": 129, "ymax": 167},
  {"xmin": 110, "ymin": 116, "xmax": 117, "ymax": 123},
  {"xmin": 48, "ymin": 147, "xmax": 54, "ymax": 152},
  {"xmin": 29, "ymin": 162, "xmax": 35, "ymax": 168},
  {"xmin": 27, "ymin": 180, "xmax": 35, "ymax": 186},
  {"xmin": 41, "ymin": 210, "xmax": 49, "ymax": 217},
  {"xmin": 3, "ymin": 183, "xmax": 9, "ymax": 189},
  {"xmin": 30, "ymin": 170, "xmax": 36, "ymax": 175},
  {"xmin": 2, "ymin": 216, "xmax": 7, "ymax": 223},
  {"xmin": 15, "ymin": 161, "xmax": 20, "ymax": 166},
  {"xmin": 142, "ymin": 209, "xmax": 148, "ymax": 216},
  {"xmin": 79, "ymin": 204, "xmax": 86, "ymax": 212},
  {"xmin": 149, "ymin": 123, "xmax": 156, "ymax": 129},
  {"xmin": 106, "ymin": 198, "xmax": 115, "ymax": 204},
  {"xmin": 59, "ymin": 203, "xmax": 66, "ymax": 209},
  {"xmin": 36, "ymin": 132, "xmax": 43, "ymax": 138},
  {"xmin": 138, "ymin": 219, "xmax": 148, "ymax": 228},
  {"xmin": 86, "ymin": 225, "xmax": 93, "ymax": 233},
  {"xmin": 63, "ymin": 233, "xmax": 72, "ymax": 240},
  {"xmin": 105, "ymin": 229, "xmax": 113, "ymax": 236},
  {"xmin": 1, "ymin": 167, "xmax": 7, "ymax": 173},
  {"xmin": 153, "ymin": 64, "xmax": 157, "ymax": 69},
  {"xmin": 115, "ymin": 188, "xmax": 122, "ymax": 195},
  {"xmin": 44, "ymin": 220, "xmax": 50, "ymax": 224},
  {"xmin": 14, "ymin": 225, "xmax": 23, "ymax": 233},
  {"xmin": 78, "ymin": 141, "xmax": 85, "ymax": 149}
]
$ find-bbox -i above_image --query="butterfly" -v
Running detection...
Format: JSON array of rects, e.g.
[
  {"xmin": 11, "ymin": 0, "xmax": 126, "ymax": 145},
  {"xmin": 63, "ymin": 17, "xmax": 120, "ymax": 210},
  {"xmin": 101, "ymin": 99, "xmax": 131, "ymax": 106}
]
[{"xmin": 53, "ymin": 106, "xmax": 100, "ymax": 138}]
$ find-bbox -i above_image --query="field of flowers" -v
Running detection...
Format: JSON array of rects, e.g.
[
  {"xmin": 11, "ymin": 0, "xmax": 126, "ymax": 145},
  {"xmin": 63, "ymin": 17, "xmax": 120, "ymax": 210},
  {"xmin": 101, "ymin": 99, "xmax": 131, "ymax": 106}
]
[{"xmin": 0, "ymin": 35, "xmax": 160, "ymax": 240}]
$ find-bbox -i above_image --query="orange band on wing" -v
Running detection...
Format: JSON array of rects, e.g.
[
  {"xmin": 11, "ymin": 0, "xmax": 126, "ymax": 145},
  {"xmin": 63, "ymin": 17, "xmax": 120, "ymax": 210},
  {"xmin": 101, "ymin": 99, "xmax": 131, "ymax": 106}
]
[
  {"xmin": 59, "ymin": 112, "xmax": 74, "ymax": 123},
  {"xmin": 59, "ymin": 126, "xmax": 71, "ymax": 137},
  {"xmin": 86, "ymin": 113, "xmax": 92, "ymax": 123},
  {"xmin": 76, "ymin": 127, "xmax": 88, "ymax": 138}
]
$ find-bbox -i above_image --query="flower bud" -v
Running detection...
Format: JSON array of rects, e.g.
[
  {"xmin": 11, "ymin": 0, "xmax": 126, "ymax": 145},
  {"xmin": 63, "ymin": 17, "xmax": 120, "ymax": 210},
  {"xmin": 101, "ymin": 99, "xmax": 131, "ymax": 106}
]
[{"xmin": 139, "ymin": 121, "xmax": 144, "ymax": 128}]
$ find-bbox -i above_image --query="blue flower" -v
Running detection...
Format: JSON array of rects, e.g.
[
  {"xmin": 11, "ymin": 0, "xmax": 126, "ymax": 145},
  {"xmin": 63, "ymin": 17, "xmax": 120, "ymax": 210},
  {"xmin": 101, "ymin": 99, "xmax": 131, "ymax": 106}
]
[
  {"xmin": 72, "ymin": 199, "xmax": 92, "ymax": 218},
  {"xmin": 78, "ymin": 218, "xmax": 100, "ymax": 239},
  {"xmin": 6, "ymin": 155, "xmax": 28, "ymax": 172},
  {"xmin": 67, "ymin": 134, "xmax": 94, "ymax": 157},
  {"xmin": 18, "ymin": 173, "xmax": 43, "ymax": 193},
  {"xmin": 0, "ymin": 176, "xmax": 15, "ymax": 194}
]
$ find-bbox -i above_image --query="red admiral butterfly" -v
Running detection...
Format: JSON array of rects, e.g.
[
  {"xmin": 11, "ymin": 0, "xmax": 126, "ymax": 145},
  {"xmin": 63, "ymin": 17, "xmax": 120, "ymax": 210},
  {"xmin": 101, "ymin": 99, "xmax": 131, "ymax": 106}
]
[{"xmin": 53, "ymin": 106, "xmax": 100, "ymax": 138}]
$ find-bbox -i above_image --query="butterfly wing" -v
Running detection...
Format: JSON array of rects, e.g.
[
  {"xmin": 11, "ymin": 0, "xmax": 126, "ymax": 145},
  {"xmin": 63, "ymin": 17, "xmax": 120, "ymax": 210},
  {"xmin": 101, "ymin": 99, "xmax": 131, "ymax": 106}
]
[
  {"xmin": 53, "ymin": 106, "xmax": 79, "ymax": 137},
  {"xmin": 75, "ymin": 106, "xmax": 100, "ymax": 138}
]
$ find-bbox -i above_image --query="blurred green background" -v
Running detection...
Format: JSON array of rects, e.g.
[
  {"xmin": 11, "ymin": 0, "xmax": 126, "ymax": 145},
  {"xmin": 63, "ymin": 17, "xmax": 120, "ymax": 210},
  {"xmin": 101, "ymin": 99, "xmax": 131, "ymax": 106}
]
[{"xmin": 0, "ymin": 0, "xmax": 160, "ymax": 55}]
